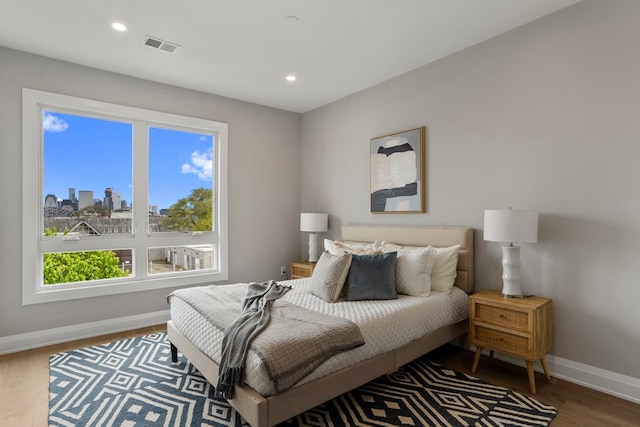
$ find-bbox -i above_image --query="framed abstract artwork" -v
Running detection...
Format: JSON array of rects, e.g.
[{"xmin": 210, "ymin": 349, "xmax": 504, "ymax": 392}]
[{"xmin": 370, "ymin": 127, "xmax": 425, "ymax": 213}]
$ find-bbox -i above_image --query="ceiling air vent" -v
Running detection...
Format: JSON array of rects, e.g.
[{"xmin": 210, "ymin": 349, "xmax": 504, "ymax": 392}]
[{"xmin": 142, "ymin": 36, "xmax": 181, "ymax": 54}]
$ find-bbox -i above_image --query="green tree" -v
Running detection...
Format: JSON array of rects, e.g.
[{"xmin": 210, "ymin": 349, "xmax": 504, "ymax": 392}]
[
  {"xmin": 43, "ymin": 250, "xmax": 127, "ymax": 285},
  {"xmin": 43, "ymin": 226, "xmax": 128, "ymax": 285},
  {"xmin": 76, "ymin": 205, "xmax": 111, "ymax": 218},
  {"xmin": 162, "ymin": 188, "xmax": 212, "ymax": 232},
  {"xmin": 44, "ymin": 226, "xmax": 69, "ymax": 236}
]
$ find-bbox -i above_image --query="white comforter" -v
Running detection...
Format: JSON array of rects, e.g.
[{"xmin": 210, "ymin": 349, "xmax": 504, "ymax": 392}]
[{"xmin": 170, "ymin": 278, "xmax": 469, "ymax": 396}]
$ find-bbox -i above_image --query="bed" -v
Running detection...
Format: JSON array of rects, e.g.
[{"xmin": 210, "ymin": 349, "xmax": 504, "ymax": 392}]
[{"xmin": 167, "ymin": 224, "xmax": 474, "ymax": 427}]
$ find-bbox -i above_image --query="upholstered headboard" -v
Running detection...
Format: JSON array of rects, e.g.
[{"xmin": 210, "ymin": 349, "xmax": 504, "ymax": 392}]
[{"xmin": 341, "ymin": 225, "xmax": 474, "ymax": 293}]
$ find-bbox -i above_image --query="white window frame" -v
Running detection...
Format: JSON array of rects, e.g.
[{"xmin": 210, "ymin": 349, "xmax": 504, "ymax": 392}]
[{"xmin": 22, "ymin": 88, "xmax": 228, "ymax": 305}]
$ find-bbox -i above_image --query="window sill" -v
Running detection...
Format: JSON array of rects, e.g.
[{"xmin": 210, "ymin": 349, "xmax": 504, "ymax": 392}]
[{"xmin": 22, "ymin": 270, "xmax": 228, "ymax": 305}]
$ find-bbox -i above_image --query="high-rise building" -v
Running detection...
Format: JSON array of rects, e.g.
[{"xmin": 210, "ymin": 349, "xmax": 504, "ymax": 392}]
[
  {"xmin": 78, "ymin": 190, "xmax": 94, "ymax": 210},
  {"xmin": 112, "ymin": 192, "xmax": 122, "ymax": 211},
  {"xmin": 44, "ymin": 194, "xmax": 57, "ymax": 208},
  {"xmin": 68, "ymin": 187, "xmax": 77, "ymax": 211},
  {"xmin": 104, "ymin": 187, "xmax": 113, "ymax": 210}
]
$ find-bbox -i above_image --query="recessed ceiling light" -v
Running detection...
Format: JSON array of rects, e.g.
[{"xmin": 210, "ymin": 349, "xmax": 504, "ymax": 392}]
[
  {"xmin": 112, "ymin": 22, "xmax": 127, "ymax": 32},
  {"xmin": 286, "ymin": 75, "xmax": 297, "ymax": 82}
]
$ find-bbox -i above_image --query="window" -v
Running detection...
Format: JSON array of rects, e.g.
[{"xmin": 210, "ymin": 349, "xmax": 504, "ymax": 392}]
[{"xmin": 22, "ymin": 88, "xmax": 228, "ymax": 304}]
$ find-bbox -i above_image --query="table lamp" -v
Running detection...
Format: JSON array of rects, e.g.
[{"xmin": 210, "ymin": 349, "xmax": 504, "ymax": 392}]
[
  {"xmin": 300, "ymin": 213, "xmax": 328, "ymax": 262},
  {"xmin": 484, "ymin": 209, "xmax": 538, "ymax": 298}
]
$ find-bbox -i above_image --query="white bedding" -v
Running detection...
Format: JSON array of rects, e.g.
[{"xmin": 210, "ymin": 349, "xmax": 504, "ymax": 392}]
[{"xmin": 170, "ymin": 278, "xmax": 469, "ymax": 396}]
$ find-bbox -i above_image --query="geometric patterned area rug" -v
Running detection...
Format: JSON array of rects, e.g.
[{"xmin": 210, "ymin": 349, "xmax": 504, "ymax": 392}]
[{"xmin": 49, "ymin": 332, "xmax": 557, "ymax": 427}]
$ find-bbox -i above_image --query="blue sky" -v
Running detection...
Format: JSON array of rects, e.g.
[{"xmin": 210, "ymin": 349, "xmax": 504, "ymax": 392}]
[{"xmin": 43, "ymin": 112, "xmax": 213, "ymax": 210}]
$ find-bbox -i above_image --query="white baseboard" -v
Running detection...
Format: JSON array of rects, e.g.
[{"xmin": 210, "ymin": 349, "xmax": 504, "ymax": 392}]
[
  {"xmin": 0, "ymin": 310, "xmax": 170, "ymax": 355},
  {"xmin": 472, "ymin": 346, "xmax": 640, "ymax": 405}
]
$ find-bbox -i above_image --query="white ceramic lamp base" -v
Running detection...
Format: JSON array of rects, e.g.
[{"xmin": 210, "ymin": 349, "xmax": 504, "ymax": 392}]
[
  {"xmin": 501, "ymin": 245, "xmax": 523, "ymax": 298},
  {"xmin": 307, "ymin": 232, "xmax": 320, "ymax": 262}
]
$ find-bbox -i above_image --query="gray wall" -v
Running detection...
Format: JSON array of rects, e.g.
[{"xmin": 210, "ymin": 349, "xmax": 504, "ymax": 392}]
[
  {"xmin": 300, "ymin": 0, "xmax": 639, "ymax": 379},
  {"xmin": 0, "ymin": 47, "xmax": 301, "ymax": 336}
]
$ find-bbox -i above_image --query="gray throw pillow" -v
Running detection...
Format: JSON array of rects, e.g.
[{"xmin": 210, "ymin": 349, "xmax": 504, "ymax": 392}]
[{"xmin": 347, "ymin": 252, "xmax": 398, "ymax": 301}]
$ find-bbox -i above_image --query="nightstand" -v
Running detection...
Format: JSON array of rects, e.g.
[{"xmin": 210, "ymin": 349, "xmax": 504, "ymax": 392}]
[
  {"xmin": 469, "ymin": 289, "xmax": 553, "ymax": 394},
  {"xmin": 290, "ymin": 261, "xmax": 315, "ymax": 279}
]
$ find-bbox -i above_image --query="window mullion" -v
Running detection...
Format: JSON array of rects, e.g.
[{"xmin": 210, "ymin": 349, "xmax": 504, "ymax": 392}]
[{"xmin": 132, "ymin": 120, "xmax": 149, "ymax": 279}]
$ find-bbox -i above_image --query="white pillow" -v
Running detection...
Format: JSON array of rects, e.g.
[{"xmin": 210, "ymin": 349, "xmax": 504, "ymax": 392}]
[
  {"xmin": 395, "ymin": 247, "xmax": 435, "ymax": 296},
  {"xmin": 380, "ymin": 241, "xmax": 403, "ymax": 250},
  {"xmin": 310, "ymin": 251, "xmax": 353, "ymax": 303},
  {"xmin": 430, "ymin": 245, "xmax": 460, "ymax": 294},
  {"xmin": 324, "ymin": 239, "xmax": 381, "ymax": 256}
]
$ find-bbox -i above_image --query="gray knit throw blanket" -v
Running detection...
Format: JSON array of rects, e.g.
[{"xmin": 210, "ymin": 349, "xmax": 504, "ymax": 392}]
[{"xmin": 215, "ymin": 280, "xmax": 291, "ymax": 399}]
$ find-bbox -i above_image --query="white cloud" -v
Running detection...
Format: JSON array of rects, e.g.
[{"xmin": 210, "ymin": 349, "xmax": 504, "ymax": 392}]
[
  {"xmin": 181, "ymin": 149, "xmax": 212, "ymax": 181},
  {"xmin": 43, "ymin": 112, "xmax": 69, "ymax": 132}
]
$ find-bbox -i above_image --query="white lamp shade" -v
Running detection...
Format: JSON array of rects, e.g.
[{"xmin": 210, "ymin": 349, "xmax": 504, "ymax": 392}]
[
  {"xmin": 300, "ymin": 213, "xmax": 328, "ymax": 233},
  {"xmin": 484, "ymin": 209, "xmax": 538, "ymax": 244}
]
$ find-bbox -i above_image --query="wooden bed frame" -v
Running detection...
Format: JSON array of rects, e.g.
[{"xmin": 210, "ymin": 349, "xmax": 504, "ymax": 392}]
[{"xmin": 167, "ymin": 224, "xmax": 474, "ymax": 427}]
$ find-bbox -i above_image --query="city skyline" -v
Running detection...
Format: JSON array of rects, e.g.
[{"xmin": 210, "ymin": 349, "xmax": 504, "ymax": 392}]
[
  {"xmin": 46, "ymin": 187, "xmax": 132, "ymax": 210},
  {"xmin": 43, "ymin": 111, "xmax": 214, "ymax": 211}
]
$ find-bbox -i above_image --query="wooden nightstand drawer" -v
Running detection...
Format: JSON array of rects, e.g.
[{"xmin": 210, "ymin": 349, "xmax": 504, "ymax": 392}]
[
  {"xmin": 472, "ymin": 325, "xmax": 531, "ymax": 355},
  {"xmin": 292, "ymin": 265, "xmax": 309, "ymax": 277},
  {"xmin": 290, "ymin": 262, "xmax": 315, "ymax": 279},
  {"xmin": 474, "ymin": 303, "xmax": 530, "ymax": 331}
]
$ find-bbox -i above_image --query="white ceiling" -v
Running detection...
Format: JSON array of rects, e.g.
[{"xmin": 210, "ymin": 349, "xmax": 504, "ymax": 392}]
[{"xmin": 0, "ymin": 0, "xmax": 582, "ymax": 113}]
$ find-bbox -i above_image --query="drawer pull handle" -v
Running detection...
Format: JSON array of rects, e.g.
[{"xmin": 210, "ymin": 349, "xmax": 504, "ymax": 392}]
[{"xmin": 499, "ymin": 314, "xmax": 507, "ymax": 319}]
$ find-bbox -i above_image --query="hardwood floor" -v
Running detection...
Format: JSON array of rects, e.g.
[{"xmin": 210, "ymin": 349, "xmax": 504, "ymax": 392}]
[
  {"xmin": 1, "ymin": 324, "xmax": 638, "ymax": 426},
  {"xmin": 428, "ymin": 345, "xmax": 640, "ymax": 427}
]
